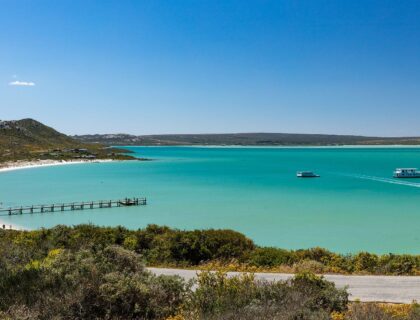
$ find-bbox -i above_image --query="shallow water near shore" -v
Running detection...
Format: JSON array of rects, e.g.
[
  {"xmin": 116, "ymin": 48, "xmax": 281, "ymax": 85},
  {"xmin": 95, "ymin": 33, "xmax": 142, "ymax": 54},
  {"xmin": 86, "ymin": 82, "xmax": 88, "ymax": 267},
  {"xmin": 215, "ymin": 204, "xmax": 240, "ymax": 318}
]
[{"xmin": 1, "ymin": 146, "xmax": 420, "ymax": 254}]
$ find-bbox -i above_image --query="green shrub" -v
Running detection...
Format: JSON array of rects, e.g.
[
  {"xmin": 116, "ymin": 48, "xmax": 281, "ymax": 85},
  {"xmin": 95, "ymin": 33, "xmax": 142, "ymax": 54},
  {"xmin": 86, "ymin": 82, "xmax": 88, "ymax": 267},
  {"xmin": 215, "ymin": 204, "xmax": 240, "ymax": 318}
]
[
  {"xmin": 378, "ymin": 254, "xmax": 419, "ymax": 275},
  {"xmin": 123, "ymin": 235, "xmax": 138, "ymax": 251},
  {"xmin": 295, "ymin": 247, "xmax": 334, "ymax": 264},
  {"xmin": 136, "ymin": 225, "xmax": 255, "ymax": 265},
  {"xmin": 0, "ymin": 245, "xmax": 187, "ymax": 319},
  {"xmin": 291, "ymin": 272, "xmax": 348, "ymax": 313},
  {"xmin": 293, "ymin": 259, "xmax": 326, "ymax": 273},
  {"xmin": 249, "ymin": 247, "xmax": 292, "ymax": 267},
  {"xmin": 353, "ymin": 252, "xmax": 379, "ymax": 273},
  {"xmin": 183, "ymin": 271, "xmax": 348, "ymax": 320}
]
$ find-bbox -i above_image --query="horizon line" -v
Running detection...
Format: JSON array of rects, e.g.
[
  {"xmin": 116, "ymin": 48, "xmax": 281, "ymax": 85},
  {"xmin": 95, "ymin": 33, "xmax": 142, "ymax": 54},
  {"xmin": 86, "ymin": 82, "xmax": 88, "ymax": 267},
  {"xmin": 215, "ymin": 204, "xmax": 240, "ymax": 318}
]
[{"xmin": 71, "ymin": 132, "xmax": 420, "ymax": 139}]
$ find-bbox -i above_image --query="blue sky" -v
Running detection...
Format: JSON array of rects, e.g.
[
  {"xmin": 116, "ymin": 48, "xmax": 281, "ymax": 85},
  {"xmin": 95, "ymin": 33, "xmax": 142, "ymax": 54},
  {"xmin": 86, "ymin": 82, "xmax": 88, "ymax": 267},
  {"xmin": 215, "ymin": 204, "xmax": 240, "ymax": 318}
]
[{"xmin": 1, "ymin": 0, "xmax": 419, "ymax": 136}]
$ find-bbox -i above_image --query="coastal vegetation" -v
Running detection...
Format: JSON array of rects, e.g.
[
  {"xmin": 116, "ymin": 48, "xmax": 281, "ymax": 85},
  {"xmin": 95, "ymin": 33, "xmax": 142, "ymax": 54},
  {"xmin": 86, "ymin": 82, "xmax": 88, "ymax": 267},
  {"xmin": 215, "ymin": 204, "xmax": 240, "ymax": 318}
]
[
  {"xmin": 0, "ymin": 118, "xmax": 135, "ymax": 163},
  {"xmin": 0, "ymin": 245, "xmax": 348, "ymax": 319},
  {"xmin": 1, "ymin": 224, "xmax": 419, "ymax": 276},
  {"xmin": 1, "ymin": 225, "xmax": 419, "ymax": 319}
]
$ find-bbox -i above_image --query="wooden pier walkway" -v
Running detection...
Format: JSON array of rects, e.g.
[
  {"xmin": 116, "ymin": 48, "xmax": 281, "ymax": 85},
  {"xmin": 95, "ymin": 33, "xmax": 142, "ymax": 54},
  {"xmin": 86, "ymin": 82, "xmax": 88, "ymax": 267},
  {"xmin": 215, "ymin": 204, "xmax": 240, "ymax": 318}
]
[{"xmin": 0, "ymin": 197, "xmax": 146, "ymax": 216}]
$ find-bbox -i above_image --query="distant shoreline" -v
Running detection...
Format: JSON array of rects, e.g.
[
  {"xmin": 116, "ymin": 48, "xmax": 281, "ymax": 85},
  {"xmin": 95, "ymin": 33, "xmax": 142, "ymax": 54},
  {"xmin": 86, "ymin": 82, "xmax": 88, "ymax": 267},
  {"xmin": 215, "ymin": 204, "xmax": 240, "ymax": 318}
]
[
  {"xmin": 0, "ymin": 159, "xmax": 115, "ymax": 173},
  {"xmin": 118, "ymin": 144, "xmax": 420, "ymax": 148},
  {"xmin": 75, "ymin": 132, "xmax": 420, "ymax": 147}
]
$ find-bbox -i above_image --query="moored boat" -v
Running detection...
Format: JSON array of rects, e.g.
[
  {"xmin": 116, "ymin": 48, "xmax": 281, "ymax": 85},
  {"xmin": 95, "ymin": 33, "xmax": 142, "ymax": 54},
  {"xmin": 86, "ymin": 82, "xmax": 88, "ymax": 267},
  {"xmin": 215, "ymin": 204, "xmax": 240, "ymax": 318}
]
[
  {"xmin": 393, "ymin": 168, "xmax": 420, "ymax": 178},
  {"xmin": 297, "ymin": 171, "xmax": 320, "ymax": 178}
]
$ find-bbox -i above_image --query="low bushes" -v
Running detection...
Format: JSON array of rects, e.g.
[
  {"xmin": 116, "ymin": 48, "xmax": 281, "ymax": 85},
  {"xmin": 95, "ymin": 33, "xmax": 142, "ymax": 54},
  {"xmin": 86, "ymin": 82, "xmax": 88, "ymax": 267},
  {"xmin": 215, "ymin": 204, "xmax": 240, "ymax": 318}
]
[
  {"xmin": 182, "ymin": 271, "xmax": 348, "ymax": 320},
  {"xmin": 0, "ymin": 235, "xmax": 350, "ymax": 319},
  {"xmin": 0, "ymin": 245, "xmax": 187, "ymax": 319},
  {"xmin": 1, "ymin": 224, "xmax": 419, "ymax": 276},
  {"xmin": 1, "ymin": 226, "xmax": 419, "ymax": 319},
  {"xmin": 249, "ymin": 247, "xmax": 293, "ymax": 266}
]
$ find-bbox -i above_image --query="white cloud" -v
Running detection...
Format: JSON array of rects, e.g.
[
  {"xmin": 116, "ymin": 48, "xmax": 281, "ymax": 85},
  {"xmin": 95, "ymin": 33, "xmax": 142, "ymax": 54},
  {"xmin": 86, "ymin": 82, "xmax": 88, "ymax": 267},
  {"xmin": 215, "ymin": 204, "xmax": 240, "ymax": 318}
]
[{"xmin": 9, "ymin": 80, "xmax": 35, "ymax": 87}]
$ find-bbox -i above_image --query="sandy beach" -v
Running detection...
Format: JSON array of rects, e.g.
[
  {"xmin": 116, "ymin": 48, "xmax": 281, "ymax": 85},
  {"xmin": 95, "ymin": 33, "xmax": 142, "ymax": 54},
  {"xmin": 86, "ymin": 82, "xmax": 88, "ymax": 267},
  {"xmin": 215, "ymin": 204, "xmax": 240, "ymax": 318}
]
[
  {"xmin": 0, "ymin": 159, "xmax": 115, "ymax": 230},
  {"xmin": 0, "ymin": 220, "xmax": 26, "ymax": 231},
  {"xmin": 0, "ymin": 159, "xmax": 114, "ymax": 173}
]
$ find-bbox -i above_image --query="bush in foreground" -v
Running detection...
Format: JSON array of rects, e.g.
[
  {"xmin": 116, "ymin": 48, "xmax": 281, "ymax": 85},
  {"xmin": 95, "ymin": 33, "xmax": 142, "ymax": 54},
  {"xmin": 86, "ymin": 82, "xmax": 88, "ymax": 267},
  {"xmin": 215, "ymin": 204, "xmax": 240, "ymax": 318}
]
[
  {"xmin": 1, "ymin": 224, "xmax": 419, "ymax": 275},
  {"xmin": 0, "ymin": 229, "xmax": 349, "ymax": 319},
  {"xmin": 1, "ymin": 231, "xmax": 419, "ymax": 320},
  {"xmin": 0, "ymin": 246, "xmax": 187, "ymax": 319},
  {"xmin": 181, "ymin": 271, "xmax": 348, "ymax": 320}
]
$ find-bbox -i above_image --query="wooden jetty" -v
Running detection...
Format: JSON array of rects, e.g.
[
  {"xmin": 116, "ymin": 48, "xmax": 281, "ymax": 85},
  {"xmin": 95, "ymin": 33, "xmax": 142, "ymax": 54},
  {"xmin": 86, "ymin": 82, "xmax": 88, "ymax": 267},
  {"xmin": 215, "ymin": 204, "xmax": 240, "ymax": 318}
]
[{"xmin": 0, "ymin": 197, "xmax": 146, "ymax": 216}]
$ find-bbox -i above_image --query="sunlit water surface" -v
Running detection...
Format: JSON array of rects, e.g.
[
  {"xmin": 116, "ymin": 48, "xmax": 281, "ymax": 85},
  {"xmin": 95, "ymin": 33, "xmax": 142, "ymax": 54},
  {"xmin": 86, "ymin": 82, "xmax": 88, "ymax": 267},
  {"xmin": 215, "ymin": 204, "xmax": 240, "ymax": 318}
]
[{"xmin": 1, "ymin": 146, "xmax": 419, "ymax": 254}]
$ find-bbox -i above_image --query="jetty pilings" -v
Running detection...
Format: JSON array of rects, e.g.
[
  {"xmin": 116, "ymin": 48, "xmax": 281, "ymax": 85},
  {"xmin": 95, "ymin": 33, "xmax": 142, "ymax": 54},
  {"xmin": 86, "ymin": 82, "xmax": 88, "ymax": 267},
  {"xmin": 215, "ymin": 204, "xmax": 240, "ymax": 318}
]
[{"xmin": 0, "ymin": 197, "xmax": 146, "ymax": 216}]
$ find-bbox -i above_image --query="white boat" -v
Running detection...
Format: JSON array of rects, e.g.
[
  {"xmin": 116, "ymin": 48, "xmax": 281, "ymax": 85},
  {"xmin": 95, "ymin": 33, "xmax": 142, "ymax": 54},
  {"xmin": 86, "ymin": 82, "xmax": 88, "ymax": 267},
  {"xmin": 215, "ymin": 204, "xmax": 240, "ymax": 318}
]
[
  {"xmin": 297, "ymin": 171, "xmax": 320, "ymax": 178},
  {"xmin": 393, "ymin": 168, "xmax": 420, "ymax": 178}
]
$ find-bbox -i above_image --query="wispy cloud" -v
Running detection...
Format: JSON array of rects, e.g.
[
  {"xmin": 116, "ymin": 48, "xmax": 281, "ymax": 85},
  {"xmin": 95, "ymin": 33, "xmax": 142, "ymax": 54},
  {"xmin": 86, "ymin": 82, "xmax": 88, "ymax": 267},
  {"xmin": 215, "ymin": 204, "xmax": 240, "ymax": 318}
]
[{"xmin": 9, "ymin": 80, "xmax": 35, "ymax": 87}]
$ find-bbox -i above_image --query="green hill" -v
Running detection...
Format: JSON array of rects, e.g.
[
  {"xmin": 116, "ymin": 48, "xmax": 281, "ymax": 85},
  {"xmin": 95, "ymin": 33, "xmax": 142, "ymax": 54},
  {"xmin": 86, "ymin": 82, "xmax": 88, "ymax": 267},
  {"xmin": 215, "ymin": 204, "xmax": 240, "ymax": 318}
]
[
  {"xmin": 0, "ymin": 118, "xmax": 78, "ymax": 149},
  {"xmin": 0, "ymin": 119, "xmax": 132, "ymax": 162}
]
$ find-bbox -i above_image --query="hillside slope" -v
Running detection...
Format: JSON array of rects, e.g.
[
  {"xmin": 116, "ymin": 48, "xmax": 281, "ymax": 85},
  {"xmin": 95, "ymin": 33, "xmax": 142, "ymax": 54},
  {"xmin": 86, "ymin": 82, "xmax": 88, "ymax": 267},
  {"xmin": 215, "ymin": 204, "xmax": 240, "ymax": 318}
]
[
  {"xmin": 0, "ymin": 119, "xmax": 132, "ymax": 162},
  {"xmin": 0, "ymin": 119, "xmax": 78, "ymax": 150}
]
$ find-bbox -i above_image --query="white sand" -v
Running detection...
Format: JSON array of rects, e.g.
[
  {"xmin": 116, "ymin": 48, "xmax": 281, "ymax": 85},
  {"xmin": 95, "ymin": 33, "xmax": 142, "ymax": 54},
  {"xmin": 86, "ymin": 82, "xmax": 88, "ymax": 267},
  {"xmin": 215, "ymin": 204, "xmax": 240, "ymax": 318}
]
[
  {"xmin": 0, "ymin": 219, "xmax": 26, "ymax": 231},
  {"xmin": 0, "ymin": 159, "xmax": 116, "ymax": 230},
  {"xmin": 0, "ymin": 159, "xmax": 114, "ymax": 173}
]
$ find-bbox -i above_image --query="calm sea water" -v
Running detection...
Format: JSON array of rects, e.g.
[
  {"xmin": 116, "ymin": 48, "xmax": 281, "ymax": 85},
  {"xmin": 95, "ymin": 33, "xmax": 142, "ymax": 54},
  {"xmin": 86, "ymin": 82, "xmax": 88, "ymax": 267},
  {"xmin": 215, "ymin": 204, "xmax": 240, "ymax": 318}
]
[{"xmin": 1, "ymin": 146, "xmax": 419, "ymax": 254}]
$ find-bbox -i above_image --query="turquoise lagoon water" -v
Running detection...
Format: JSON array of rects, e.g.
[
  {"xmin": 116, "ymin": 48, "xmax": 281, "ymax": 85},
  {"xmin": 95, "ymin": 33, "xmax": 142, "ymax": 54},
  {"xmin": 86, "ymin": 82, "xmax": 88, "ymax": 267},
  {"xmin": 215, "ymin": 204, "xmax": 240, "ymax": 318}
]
[{"xmin": 1, "ymin": 146, "xmax": 420, "ymax": 254}]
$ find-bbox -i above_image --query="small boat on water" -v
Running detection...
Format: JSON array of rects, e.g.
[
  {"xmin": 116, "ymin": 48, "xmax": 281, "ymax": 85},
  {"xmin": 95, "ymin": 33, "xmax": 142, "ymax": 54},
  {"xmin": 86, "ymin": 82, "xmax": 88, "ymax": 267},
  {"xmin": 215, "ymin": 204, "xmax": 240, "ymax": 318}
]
[
  {"xmin": 297, "ymin": 171, "xmax": 320, "ymax": 178},
  {"xmin": 393, "ymin": 168, "xmax": 420, "ymax": 178}
]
